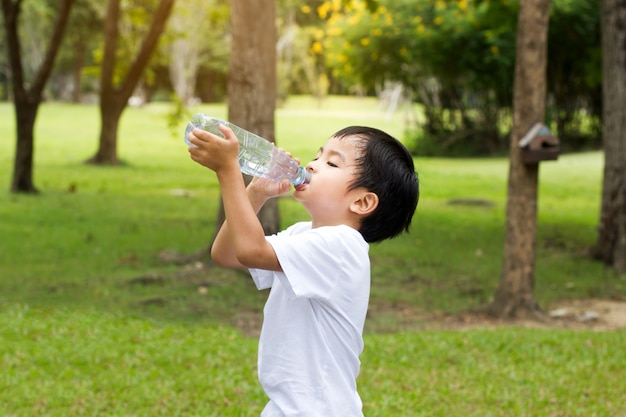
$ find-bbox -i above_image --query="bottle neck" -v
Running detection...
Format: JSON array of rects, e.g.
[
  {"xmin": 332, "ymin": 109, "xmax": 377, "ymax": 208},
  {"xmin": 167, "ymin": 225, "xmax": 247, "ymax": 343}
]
[{"xmin": 293, "ymin": 168, "xmax": 311, "ymax": 186}]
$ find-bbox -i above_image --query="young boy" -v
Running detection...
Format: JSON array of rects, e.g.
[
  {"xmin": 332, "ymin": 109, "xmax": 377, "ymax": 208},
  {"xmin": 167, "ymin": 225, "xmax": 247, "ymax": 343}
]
[{"xmin": 187, "ymin": 124, "xmax": 419, "ymax": 417}]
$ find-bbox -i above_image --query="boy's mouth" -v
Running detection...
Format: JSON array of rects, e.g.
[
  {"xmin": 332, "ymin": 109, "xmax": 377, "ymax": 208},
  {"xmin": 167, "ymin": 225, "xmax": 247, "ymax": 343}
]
[{"xmin": 294, "ymin": 183, "xmax": 307, "ymax": 191}]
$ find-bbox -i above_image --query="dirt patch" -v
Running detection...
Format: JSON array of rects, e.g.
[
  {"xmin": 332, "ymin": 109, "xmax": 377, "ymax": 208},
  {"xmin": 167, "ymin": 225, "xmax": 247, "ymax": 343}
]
[
  {"xmin": 543, "ymin": 298, "xmax": 626, "ymax": 331},
  {"xmin": 231, "ymin": 298, "xmax": 626, "ymax": 337},
  {"xmin": 404, "ymin": 298, "xmax": 626, "ymax": 332}
]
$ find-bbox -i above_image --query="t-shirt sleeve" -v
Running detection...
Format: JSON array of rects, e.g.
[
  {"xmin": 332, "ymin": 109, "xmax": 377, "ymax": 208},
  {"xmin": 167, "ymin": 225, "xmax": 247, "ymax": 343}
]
[
  {"xmin": 249, "ymin": 268, "xmax": 275, "ymax": 290},
  {"xmin": 249, "ymin": 222, "xmax": 311, "ymax": 291},
  {"xmin": 268, "ymin": 226, "xmax": 366, "ymax": 300}
]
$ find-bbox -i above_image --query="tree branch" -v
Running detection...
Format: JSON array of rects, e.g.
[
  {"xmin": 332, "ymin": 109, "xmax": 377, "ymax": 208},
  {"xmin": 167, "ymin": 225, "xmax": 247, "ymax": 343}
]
[
  {"xmin": 30, "ymin": 0, "xmax": 75, "ymax": 97},
  {"xmin": 119, "ymin": 0, "xmax": 175, "ymax": 101}
]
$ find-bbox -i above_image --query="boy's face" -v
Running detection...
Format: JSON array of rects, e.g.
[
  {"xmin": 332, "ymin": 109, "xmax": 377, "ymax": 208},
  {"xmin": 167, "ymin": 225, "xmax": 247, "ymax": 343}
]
[{"xmin": 293, "ymin": 135, "xmax": 366, "ymax": 226}]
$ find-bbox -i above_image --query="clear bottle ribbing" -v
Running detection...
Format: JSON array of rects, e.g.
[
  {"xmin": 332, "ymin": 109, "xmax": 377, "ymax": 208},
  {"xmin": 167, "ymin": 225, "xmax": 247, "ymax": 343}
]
[{"xmin": 185, "ymin": 114, "xmax": 311, "ymax": 186}]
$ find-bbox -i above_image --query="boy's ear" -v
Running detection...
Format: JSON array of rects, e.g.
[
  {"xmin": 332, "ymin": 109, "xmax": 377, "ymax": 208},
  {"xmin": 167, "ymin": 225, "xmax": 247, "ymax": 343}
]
[{"xmin": 350, "ymin": 191, "xmax": 379, "ymax": 216}]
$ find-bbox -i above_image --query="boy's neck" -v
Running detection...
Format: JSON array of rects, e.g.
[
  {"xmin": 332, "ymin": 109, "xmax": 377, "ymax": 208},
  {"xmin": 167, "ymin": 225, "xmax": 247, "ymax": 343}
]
[{"xmin": 310, "ymin": 215, "xmax": 361, "ymax": 232}]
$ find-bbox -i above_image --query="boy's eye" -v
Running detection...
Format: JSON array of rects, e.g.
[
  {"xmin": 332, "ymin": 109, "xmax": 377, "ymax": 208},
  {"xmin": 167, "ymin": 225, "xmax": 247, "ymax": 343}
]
[{"xmin": 327, "ymin": 161, "xmax": 338, "ymax": 167}]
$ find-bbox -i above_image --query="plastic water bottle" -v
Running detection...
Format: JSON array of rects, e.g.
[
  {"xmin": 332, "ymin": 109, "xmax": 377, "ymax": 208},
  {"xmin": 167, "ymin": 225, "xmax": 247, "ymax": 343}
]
[{"xmin": 185, "ymin": 113, "xmax": 311, "ymax": 186}]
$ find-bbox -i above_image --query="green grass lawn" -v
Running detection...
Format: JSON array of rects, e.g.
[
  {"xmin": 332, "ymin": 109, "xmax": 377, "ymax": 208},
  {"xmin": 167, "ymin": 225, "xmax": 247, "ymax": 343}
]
[
  {"xmin": 1, "ymin": 97, "xmax": 625, "ymax": 416},
  {"xmin": 1, "ymin": 304, "xmax": 624, "ymax": 417}
]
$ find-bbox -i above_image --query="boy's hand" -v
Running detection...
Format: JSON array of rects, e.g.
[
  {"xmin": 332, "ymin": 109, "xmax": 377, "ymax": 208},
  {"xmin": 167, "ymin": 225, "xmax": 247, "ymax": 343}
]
[
  {"xmin": 187, "ymin": 124, "xmax": 240, "ymax": 175},
  {"xmin": 247, "ymin": 149, "xmax": 299, "ymax": 200},
  {"xmin": 248, "ymin": 176, "xmax": 291, "ymax": 200},
  {"xmin": 189, "ymin": 126, "xmax": 299, "ymax": 201}
]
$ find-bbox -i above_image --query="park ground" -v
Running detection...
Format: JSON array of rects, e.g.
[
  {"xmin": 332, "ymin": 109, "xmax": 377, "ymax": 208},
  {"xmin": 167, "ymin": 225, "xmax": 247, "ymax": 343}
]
[
  {"xmin": 230, "ymin": 296, "xmax": 626, "ymax": 337},
  {"xmin": 423, "ymin": 298, "xmax": 626, "ymax": 331}
]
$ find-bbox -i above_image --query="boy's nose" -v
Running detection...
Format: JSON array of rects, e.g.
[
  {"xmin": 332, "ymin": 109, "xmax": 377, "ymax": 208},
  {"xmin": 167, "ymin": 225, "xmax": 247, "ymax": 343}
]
[{"xmin": 305, "ymin": 161, "xmax": 316, "ymax": 172}]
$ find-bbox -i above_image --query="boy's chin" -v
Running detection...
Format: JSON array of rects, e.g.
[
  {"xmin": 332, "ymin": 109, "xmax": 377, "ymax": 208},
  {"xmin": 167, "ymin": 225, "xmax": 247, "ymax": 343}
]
[{"xmin": 292, "ymin": 189, "xmax": 307, "ymax": 202}]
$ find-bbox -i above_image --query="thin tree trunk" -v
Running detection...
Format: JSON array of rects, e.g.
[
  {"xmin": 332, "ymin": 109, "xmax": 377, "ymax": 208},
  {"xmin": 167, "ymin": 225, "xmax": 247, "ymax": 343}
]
[
  {"xmin": 2, "ymin": 0, "xmax": 75, "ymax": 193},
  {"xmin": 88, "ymin": 0, "xmax": 174, "ymax": 165},
  {"xmin": 489, "ymin": 0, "xmax": 550, "ymax": 318},
  {"xmin": 592, "ymin": 0, "xmax": 626, "ymax": 271},
  {"xmin": 11, "ymin": 103, "xmax": 38, "ymax": 192},
  {"xmin": 89, "ymin": 102, "xmax": 123, "ymax": 164}
]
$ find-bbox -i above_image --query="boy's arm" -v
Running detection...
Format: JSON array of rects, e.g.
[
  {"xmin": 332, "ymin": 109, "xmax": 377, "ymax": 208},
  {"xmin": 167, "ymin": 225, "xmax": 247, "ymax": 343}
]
[
  {"xmin": 211, "ymin": 180, "xmax": 285, "ymax": 270},
  {"xmin": 188, "ymin": 125, "xmax": 285, "ymax": 271}
]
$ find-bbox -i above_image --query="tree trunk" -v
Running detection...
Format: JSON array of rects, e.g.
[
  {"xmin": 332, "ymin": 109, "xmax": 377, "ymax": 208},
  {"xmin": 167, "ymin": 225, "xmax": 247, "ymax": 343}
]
[
  {"xmin": 212, "ymin": 0, "xmax": 279, "ymax": 241},
  {"xmin": 489, "ymin": 0, "xmax": 550, "ymax": 318},
  {"xmin": 89, "ymin": 99, "xmax": 124, "ymax": 164},
  {"xmin": 87, "ymin": 0, "xmax": 175, "ymax": 165},
  {"xmin": 11, "ymin": 102, "xmax": 38, "ymax": 192},
  {"xmin": 592, "ymin": 0, "xmax": 626, "ymax": 271},
  {"xmin": 2, "ymin": 0, "xmax": 75, "ymax": 193}
]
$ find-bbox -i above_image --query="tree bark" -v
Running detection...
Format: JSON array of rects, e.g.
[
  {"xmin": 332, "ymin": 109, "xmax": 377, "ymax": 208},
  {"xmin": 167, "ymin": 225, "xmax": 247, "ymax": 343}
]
[
  {"xmin": 212, "ymin": 0, "xmax": 280, "ymax": 241},
  {"xmin": 489, "ymin": 0, "xmax": 550, "ymax": 318},
  {"xmin": 2, "ymin": 0, "xmax": 75, "ymax": 193},
  {"xmin": 592, "ymin": 0, "xmax": 626, "ymax": 271},
  {"xmin": 87, "ymin": 0, "xmax": 175, "ymax": 165}
]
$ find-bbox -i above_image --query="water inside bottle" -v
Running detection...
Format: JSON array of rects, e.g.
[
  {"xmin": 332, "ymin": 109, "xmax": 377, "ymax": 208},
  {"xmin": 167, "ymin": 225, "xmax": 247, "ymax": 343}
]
[
  {"xmin": 185, "ymin": 113, "xmax": 309, "ymax": 185},
  {"xmin": 238, "ymin": 148, "xmax": 270, "ymax": 177}
]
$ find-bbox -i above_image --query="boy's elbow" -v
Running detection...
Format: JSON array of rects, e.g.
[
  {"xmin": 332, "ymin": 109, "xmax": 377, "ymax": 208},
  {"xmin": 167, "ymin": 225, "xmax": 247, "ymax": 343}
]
[
  {"xmin": 234, "ymin": 250, "xmax": 258, "ymax": 268},
  {"xmin": 210, "ymin": 240, "xmax": 274, "ymax": 269},
  {"xmin": 235, "ymin": 242, "xmax": 277, "ymax": 270},
  {"xmin": 210, "ymin": 245, "xmax": 238, "ymax": 268}
]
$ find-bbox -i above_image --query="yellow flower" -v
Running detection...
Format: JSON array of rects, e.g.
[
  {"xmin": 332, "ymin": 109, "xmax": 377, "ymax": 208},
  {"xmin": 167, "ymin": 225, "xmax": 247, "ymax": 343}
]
[
  {"xmin": 458, "ymin": 0, "xmax": 468, "ymax": 10},
  {"xmin": 312, "ymin": 41, "xmax": 323, "ymax": 54},
  {"xmin": 301, "ymin": 5, "xmax": 311, "ymax": 14},
  {"xmin": 435, "ymin": 16, "xmax": 444, "ymax": 25},
  {"xmin": 327, "ymin": 27, "xmax": 343, "ymax": 37},
  {"xmin": 361, "ymin": 37, "xmax": 370, "ymax": 46},
  {"xmin": 318, "ymin": 2, "xmax": 330, "ymax": 19}
]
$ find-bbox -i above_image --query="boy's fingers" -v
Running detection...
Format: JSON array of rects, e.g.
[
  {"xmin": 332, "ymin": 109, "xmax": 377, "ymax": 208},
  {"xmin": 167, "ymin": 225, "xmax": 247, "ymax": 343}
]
[
  {"xmin": 280, "ymin": 179, "xmax": 291, "ymax": 193},
  {"xmin": 218, "ymin": 124, "xmax": 237, "ymax": 142}
]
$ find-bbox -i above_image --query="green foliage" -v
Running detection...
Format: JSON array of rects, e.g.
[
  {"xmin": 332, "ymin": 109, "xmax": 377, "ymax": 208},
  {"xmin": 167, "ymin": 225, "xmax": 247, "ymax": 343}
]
[
  {"xmin": 323, "ymin": 0, "xmax": 519, "ymax": 153},
  {"xmin": 322, "ymin": 0, "xmax": 602, "ymax": 156},
  {"xmin": 159, "ymin": 0, "xmax": 230, "ymax": 74},
  {"xmin": 547, "ymin": 0, "xmax": 602, "ymax": 149},
  {"xmin": 275, "ymin": 0, "xmax": 380, "ymax": 98},
  {"xmin": 7, "ymin": 0, "xmax": 603, "ymax": 155},
  {"xmin": 51, "ymin": 0, "xmax": 103, "ymax": 100},
  {"xmin": 323, "ymin": 0, "xmax": 519, "ymax": 97},
  {"xmin": 13, "ymin": 0, "xmax": 57, "ymax": 80}
]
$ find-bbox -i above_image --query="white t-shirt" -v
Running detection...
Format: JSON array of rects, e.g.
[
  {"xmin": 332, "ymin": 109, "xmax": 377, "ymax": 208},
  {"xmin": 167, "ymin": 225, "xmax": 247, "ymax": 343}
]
[{"xmin": 249, "ymin": 222, "xmax": 370, "ymax": 417}]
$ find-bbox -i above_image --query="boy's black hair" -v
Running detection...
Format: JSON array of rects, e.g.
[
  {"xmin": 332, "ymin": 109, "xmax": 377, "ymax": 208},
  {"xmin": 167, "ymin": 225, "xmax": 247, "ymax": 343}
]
[{"xmin": 333, "ymin": 126, "xmax": 419, "ymax": 243}]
